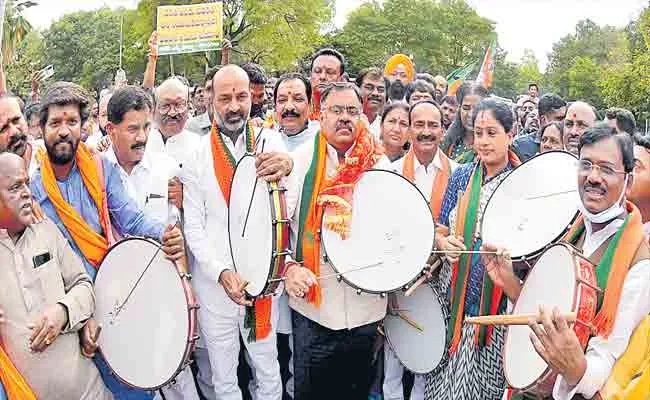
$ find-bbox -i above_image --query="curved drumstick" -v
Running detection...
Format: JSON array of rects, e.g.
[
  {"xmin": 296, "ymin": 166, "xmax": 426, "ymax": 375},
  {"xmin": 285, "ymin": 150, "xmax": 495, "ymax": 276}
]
[
  {"xmin": 241, "ymin": 139, "xmax": 267, "ymax": 237},
  {"xmin": 464, "ymin": 312, "xmax": 577, "ymax": 326},
  {"xmin": 112, "ymin": 245, "xmax": 164, "ymax": 318},
  {"xmin": 525, "ymin": 189, "xmax": 577, "ymax": 200}
]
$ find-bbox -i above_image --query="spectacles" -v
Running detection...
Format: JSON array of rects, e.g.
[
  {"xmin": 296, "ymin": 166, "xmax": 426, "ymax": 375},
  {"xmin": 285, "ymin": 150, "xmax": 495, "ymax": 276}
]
[
  {"xmin": 578, "ymin": 159, "xmax": 626, "ymax": 178},
  {"xmin": 159, "ymin": 101, "xmax": 188, "ymax": 114},
  {"xmin": 326, "ymin": 105, "xmax": 361, "ymax": 117},
  {"xmin": 362, "ymin": 84, "xmax": 386, "ymax": 94}
]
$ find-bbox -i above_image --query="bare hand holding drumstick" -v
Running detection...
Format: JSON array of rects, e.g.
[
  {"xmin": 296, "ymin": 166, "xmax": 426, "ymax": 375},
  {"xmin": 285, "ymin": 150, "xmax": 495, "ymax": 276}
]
[
  {"xmin": 80, "ymin": 318, "xmax": 102, "ymax": 358},
  {"xmin": 161, "ymin": 225, "xmax": 185, "ymax": 262},
  {"xmin": 284, "ymin": 261, "xmax": 317, "ymax": 299},
  {"xmin": 255, "ymin": 152, "xmax": 293, "ymax": 182},
  {"xmin": 481, "ymin": 243, "xmax": 522, "ymax": 302},
  {"xmin": 529, "ymin": 306, "xmax": 587, "ymax": 386},
  {"xmin": 437, "ymin": 235, "xmax": 465, "ymax": 264},
  {"xmin": 219, "ymin": 270, "xmax": 253, "ymax": 306}
]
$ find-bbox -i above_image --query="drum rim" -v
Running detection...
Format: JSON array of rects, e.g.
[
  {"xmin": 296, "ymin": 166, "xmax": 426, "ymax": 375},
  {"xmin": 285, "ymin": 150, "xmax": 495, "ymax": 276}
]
[
  {"xmin": 95, "ymin": 237, "xmax": 194, "ymax": 390},
  {"xmin": 503, "ymin": 241, "xmax": 580, "ymax": 392},
  {"xmin": 228, "ymin": 153, "xmax": 275, "ymax": 298},
  {"xmin": 320, "ymin": 168, "xmax": 436, "ymax": 294},
  {"xmin": 479, "ymin": 150, "xmax": 580, "ymax": 261},
  {"xmin": 383, "ymin": 283, "xmax": 451, "ymax": 375}
]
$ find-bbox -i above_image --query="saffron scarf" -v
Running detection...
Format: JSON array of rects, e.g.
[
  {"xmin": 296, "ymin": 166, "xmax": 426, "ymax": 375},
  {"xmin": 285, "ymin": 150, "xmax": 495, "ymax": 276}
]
[
  {"xmin": 448, "ymin": 151, "xmax": 521, "ymax": 354},
  {"xmin": 40, "ymin": 142, "xmax": 112, "ymax": 268},
  {"xmin": 295, "ymin": 122, "xmax": 384, "ymax": 306},
  {"xmin": 402, "ymin": 148, "xmax": 451, "ymax": 221},
  {"xmin": 0, "ymin": 344, "xmax": 36, "ymax": 400},
  {"xmin": 209, "ymin": 120, "xmax": 272, "ymax": 342},
  {"xmin": 563, "ymin": 201, "xmax": 645, "ymax": 338}
]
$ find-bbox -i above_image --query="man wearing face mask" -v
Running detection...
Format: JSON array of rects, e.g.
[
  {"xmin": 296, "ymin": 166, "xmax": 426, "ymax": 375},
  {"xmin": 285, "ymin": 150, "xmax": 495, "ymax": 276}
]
[
  {"xmin": 183, "ymin": 65, "xmax": 294, "ymax": 400},
  {"xmin": 485, "ymin": 124, "xmax": 650, "ymax": 400}
]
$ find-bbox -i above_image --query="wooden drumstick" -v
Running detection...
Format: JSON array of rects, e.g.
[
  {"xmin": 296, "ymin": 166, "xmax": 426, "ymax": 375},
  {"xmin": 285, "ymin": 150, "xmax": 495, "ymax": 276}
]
[
  {"xmin": 397, "ymin": 311, "xmax": 424, "ymax": 332},
  {"xmin": 464, "ymin": 312, "xmax": 578, "ymax": 326},
  {"xmin": 405, "ymin": 275, "xmax": 428, "ymax": 297},
  {"xmin": 238, "ymin": 281, "xmax": 250, "ymax": 292}
]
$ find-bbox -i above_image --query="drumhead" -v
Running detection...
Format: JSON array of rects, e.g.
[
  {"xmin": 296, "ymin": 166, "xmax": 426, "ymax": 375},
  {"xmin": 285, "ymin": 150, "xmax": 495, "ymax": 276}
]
[
  {"xmin": 94, "ymin": 238, "xmax": 190, "ymax": 389},
  {"xmin": 481, "ymin": 151, "xmax": 579, "ymax": 259},
  {"xmin": 504, "ymin": 243, "xmax": 578, "ymax": 390},
  {"xmin": 384, "ymin": 285, "xmax": 448, "ymax": 374},
  {"xmin": 321, "ymin": 169, "xmax": 435, "ymax": 293},
  {"xmin": 229, "ymin": 154, "xmax": 273, "ymax": 297}
]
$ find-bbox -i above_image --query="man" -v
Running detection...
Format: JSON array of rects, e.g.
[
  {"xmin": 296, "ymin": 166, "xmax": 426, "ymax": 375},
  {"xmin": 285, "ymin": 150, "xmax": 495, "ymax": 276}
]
[
  {"xmin": 528, "ymin": 83, "xmax": 539, "ymax": 101},
  {"xmin": 432, "ymin": 75, "xmax": 448, "ymax": 103},
  {"xmin": 283, "ymin": 82, "xmax": 389, "ymax": 399},
  {"xmin": 405, "ymin": 80, "xmax": 436, "ymax": 106},
  {"xmin": 538, "ymin": 93, "xmax": 567, "ymax": 127},
  {"xmin": 186, "ymin": 66, "xmax": 219, "ymax": 136},
  {"xmin": 605, "ymin": 107, "xmax": 636, "ymax": 136},
  {"xmin": 147, "ymin": 77, "xmax": 200, "ymax": 170},
  {"xmin": 563, "ymin": 101, "xmax": 597, "ymax": 155},
  {"xmin": 0, "ymin": 152, "xmax": 112, "ymax": 400},
  {"xmin": 630, "ymin": 133, "xmax": 650, "ymax": 235},
  {"xmin": 265, "ymin": 77, "xmax": 278, "ymax": 111},
  {"xmin": 384, "ymin": 54, "xmax": 415, "ymax": 87},
  {"xmin": 25, "ymin": 102, "xmax": 42, "ymax": 141},
  {"xmin": 192, "ymin": 85, "xmax": 207, "ymax": 116},
  {"xmin": 184, "ymin": 65, "xmax": 293, "ymax": 400},
  {"xmin": 386, "ymin": 101, "xmax": 455, "ymax": 400},
  {"xmin": 104, "ymin": 85, "xmax": 200, "ymax": 400},
  {"xmin": 242, "ymin": 62, "xmax": 268, "ymax": 121},
  {"xmin": 512, "ymin": 98, "xmax": 540, "ymax": 161},
  {"xmin": 0, "ymin": 95, "xmax": 44, "ymax": 176},
  {"xmin": 440, "ymin": 95, "xmax": 458, "ymax": 130},
  {"xmin": 356, "ymin": 67, "xmax": 388, "ymax": 141},
  {"xmin": 30, "ymin": 81, "xmax": 186, "ymax": 399},
  {"xmin": 275, "ymin": 72, "xmax": 318, "ymax": 152},
  {"xmin": 309, "ymin": 48, "xmax": 345, "ymax": 121},
  {"xmin": 85, "ymin": 91, "xmax": 112, "ymax": 150},
  {"xmin": 485, "ymin": 124, "xmax": 650, "ymax": 400},
  {"xmin": 518, "ymin": 98, "xmax": 537, "ymax": 132}
]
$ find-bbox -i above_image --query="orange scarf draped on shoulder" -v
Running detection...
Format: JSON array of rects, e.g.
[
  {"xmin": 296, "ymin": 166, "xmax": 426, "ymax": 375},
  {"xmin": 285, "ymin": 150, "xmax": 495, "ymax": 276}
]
[
  {"xmin": 295, "ymin": 122, "xmax": 384, "ymax": 306},
  {"xmin": 402, "ymin": 148, "xmax": 451, "ymax": 221},
  {"xmin": 40, "ymin": 142, "xmax": 113, "ymax": 268},
  {"xmin": 0, "ymin": 344, "xmax": 37, "ymax": 400}
]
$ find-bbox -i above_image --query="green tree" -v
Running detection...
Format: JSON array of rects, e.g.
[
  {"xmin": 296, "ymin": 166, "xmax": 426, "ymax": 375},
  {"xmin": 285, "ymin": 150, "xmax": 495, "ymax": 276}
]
[
  {"xmin": 566, "ymin": 56, "xmax": 603, "ymax": 107},
  {"xmin": 491, "ymin": 47, "xmax": 520, "ymax": 100},
  {"xmin": 516, "ymin": 49, "xmax": 543, "ymax": 93},
  {"xmin": 5, "ymin": 30, "xmax": 44, "ymax": 96},
  {"xmin": 2, "ymin": 0, "xmax": 38, "ymax": 62}
]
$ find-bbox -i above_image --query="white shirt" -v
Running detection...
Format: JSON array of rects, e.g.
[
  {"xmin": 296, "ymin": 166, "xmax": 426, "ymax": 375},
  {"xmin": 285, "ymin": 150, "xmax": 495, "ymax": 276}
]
[
  {"xmin": 553, "ymin": 217, "xmax": 650, "ymax": 399},
  {"xmin": 390, "ymin": 149, "xmax": 445, "ymax": 200},
  {"xmin": 183, "ymin": 128, "xmax": 291, "ymax": 297},
  {"xmin": 285, "ymin": 139, "xmax": 391, "ymax": 330},
  {"xmin": 104, "ymin": 146, "xmax": 180, "ymax": 225},
  {"xmin": 147, "ymin": 128, "xmax": 200, "ymax": 182},
  {"xmin": 279, "ymin": 120, "xmax": 319, "ymax": 152},
  {"xmin": 369, "ymin": 116, "xmax": 381, "ymax": 143}
]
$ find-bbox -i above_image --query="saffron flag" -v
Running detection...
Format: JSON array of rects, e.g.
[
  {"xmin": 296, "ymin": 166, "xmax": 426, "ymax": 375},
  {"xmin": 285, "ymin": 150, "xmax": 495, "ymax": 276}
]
[
  {"xmin": 446, "ymin": 62, "xmax": 476, "ymax": 96},
  {"xmin": 477, "ymin": 38, "xmax": 497, "ymax": 89}
]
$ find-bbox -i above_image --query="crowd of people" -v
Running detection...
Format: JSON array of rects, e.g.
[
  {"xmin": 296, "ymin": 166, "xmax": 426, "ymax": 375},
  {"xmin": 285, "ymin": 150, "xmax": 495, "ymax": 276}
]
[{"xmin": 0, "ymin": 27, "xmax": 649, "ymax": 400}]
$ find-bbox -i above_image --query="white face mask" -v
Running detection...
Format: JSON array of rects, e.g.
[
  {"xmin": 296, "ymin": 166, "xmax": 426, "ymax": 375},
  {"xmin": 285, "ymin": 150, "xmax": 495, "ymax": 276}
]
[{"xmin": 578, "ymin": 174, "xmax": 628, "ymax": 223}]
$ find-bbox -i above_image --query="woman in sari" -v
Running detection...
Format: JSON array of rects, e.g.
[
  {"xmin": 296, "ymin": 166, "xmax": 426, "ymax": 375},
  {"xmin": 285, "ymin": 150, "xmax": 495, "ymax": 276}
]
[
  {"xmin": 425, "ymin": 99, "xmax": 523, "ymax": 400},
  {"xmin": 380, "ymin": 102, "xmax": 410, "ymax": 162},
  {"xmin": 440, "ymin": 82, "xmax": 487, "ymax": 164}
]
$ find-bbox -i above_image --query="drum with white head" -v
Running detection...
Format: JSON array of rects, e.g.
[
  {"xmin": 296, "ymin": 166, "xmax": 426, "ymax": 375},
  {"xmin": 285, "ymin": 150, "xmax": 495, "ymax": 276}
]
[
  {"xmin": 94, "ymin": 238, "xmax": 199, "ymax": 389},
  {"xmin": 504, "ymin": 243, "xmax": 597, "ymax": 396},
  {"xmin": 481, "ymin": 151, "xmax": 580, "ymax": 263},
  {"xmin": 320, "ymin": 169, "xmax": 435, "ymax": 294},
  {"xmin": 228, "ymin": 154, "xmax": 290, "ymax": 298},
  {"xmin": 384, "ymin": 284, "xmax": 449, "ymax": 374}
]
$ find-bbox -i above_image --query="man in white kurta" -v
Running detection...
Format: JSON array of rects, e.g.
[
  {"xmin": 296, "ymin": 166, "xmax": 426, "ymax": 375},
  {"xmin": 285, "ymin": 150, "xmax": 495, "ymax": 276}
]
[
  {"xmin": 104, "ymin": 85, "xmax": 200, "ymax": 400},
  {"xmin": 184, "ymin": 65, "xmax": 295, "ymax": 400}
]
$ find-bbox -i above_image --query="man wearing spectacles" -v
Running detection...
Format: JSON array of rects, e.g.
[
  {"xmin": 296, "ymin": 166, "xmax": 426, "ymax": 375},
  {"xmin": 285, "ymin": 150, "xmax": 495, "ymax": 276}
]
[
  {"xmin": 282, "ymin": 82, "xmax": 390, "ymax": 399},
  {"xmin": 485, "ymin": 124, "xmax": 650, "ymax": 400},
  {"xmin": 356, "ymin": 67, "xmax": 388, "ymax": 142}
]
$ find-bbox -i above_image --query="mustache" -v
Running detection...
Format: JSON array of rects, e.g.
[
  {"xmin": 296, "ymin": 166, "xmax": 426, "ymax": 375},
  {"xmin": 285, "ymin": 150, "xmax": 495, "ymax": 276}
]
[
  {"xmin": 416, "ymin": 134, "xmax": 437, "ymax": 143},
  {"xmin": 336, "ymin": 121, "xmax": 354, "ymax": 132},
  {"xmin": 9, "ymin": 133, "xmax": 27, "ymax": 147},
  {"xmin": 131, "ymin": 142, "xmax": 146, "ymax": 150},
  {"xmin": 225, "ymin": 111, "xmax": 245, "ymax": 122},
  {"xmin": 53, "ymin": 137, "xmax": 73, "ymax": 147},
  {"xmin": 368, "ymin": 94, "xmax": 383, "ymax": 102},
  {"xmin": 282, "ymin": 109, "xmax": 301, "ymax": 119},
  {"xmin": 162, "ymin": 114, "xmax": 183, "ymax": 123},
  {"xmin": 584, "ymin": 181, "xmax": 606, "ymax": 194}
]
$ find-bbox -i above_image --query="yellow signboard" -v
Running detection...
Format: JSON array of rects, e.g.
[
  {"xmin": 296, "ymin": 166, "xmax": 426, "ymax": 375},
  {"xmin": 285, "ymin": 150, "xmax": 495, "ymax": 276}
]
[{"xmin": 157, "ymin": 2, "xmax": 223, "ymax": 56}]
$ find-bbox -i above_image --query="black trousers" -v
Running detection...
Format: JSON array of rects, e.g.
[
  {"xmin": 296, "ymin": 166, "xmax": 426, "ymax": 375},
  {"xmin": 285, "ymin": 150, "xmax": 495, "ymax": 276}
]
[{"xmin": 292, "ymin": 311, "xmax": 378, "ymax": 400}]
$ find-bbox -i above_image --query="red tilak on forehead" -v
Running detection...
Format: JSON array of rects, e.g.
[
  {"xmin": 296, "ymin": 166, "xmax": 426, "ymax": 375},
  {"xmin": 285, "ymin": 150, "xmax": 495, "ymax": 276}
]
[{"xmin": 572, "ymin": 112, "xmax": 577, "ymax": 119}]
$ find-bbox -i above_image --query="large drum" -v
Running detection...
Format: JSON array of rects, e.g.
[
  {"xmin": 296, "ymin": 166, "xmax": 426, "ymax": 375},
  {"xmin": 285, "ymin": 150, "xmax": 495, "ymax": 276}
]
[
  {"xmin": 94, "ymin": 238, "xmax": 199, "ymax": 390},
  {"xmin": 504, "ymin": 243, "xmax": 597, "ymax": 396},
  {"xmin": 481, "ymin": 151, "xmax": 580, "ymax": 263},
  {"xmin": 384, "ymin": 284, "xmax": 449, "ymax": 374},
  {"xmin": 320, "ymin": 169, "xmax": 435, "ymax": 294},
  {"xmin": 228, "ymin": 154, "xmax": 290, "ymax": 298}
]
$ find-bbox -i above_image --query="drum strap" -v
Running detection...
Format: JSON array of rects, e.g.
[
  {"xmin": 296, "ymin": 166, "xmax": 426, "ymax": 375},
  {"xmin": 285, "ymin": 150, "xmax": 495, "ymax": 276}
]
[{"xmin": 573, "ymin": 202, "xmax": 647, "ymax": 337}]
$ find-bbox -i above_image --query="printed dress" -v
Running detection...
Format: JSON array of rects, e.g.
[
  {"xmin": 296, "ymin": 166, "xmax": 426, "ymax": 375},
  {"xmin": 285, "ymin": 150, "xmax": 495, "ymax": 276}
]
[{"xmin": 424, "ymin": 161, "xmax": 515, "ymax": 400}]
